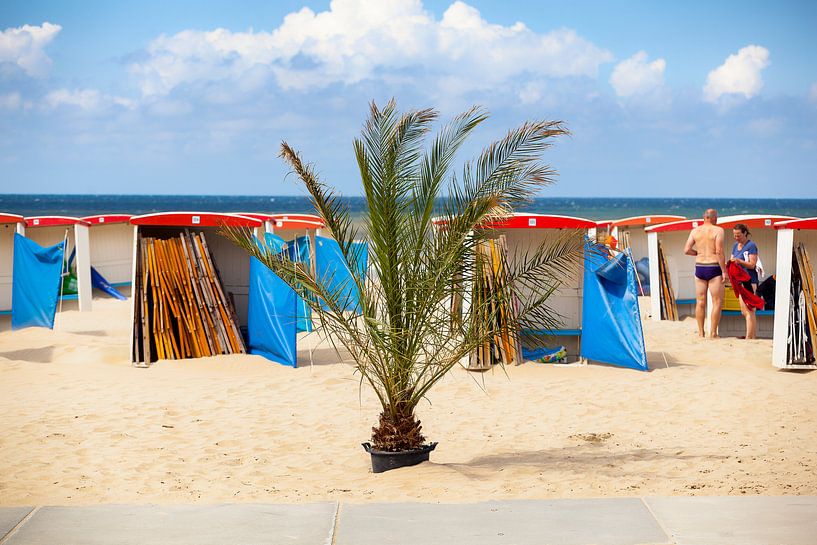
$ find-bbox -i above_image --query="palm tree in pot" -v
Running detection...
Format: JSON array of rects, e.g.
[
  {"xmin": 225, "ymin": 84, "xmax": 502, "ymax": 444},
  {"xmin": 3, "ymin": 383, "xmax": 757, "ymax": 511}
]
[{"xmin": 223, "ymin": 100, "xmax": 584, "ymax": 472}]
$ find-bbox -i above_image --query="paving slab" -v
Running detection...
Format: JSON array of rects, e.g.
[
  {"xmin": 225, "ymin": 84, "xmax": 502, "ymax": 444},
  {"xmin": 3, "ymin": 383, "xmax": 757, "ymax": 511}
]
[
  {"xmin": 644, "ymin": 496, "xmax": 817, "ymax": 545},
  {"xmin": 0, "ymin": 507, "xmax": 33, "ymax": 541},
  {"xmin": 3, "ymin": 503, "xmax": 337, "ymax": 545},
  {"xmin": 336, "ymin": 499, "xmax": 670, "ymax": 545}
]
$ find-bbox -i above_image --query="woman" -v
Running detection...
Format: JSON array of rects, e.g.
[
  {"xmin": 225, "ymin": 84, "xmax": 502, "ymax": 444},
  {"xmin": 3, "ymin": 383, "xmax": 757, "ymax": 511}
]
[{"xmin": 730, "ymin": 223, "xmax": 759, "ymax": 339}]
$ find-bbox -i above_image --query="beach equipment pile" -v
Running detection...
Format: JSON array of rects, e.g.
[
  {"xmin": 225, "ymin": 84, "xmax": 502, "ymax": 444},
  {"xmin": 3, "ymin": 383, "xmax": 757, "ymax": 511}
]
[
  {"xmin": 656, "ymin": 240, "xmax": 678, "ymax": 321},
  {"xmin": 786, "ymin": 243, "xmax": 816, "ymax": 364},
  {"xmin": 132, "ymin": 231, "xmax": 246, "ymax": 364}
]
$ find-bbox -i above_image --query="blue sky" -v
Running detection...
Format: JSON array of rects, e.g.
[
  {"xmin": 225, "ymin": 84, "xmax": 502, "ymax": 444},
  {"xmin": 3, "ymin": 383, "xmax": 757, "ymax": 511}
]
[{"xmin": 1, "ymin": 0, "xmax": 815, "ymax": 197}]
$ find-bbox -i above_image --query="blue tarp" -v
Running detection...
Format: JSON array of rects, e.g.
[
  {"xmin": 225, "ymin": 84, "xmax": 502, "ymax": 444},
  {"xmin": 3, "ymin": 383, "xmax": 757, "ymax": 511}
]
[
  {"xmin": 91, "ymin": 267, "xmax": 127, "ymax": 301},
  {"xmin": 286, "ymin": 236, "xmax": 313, "ymax": 332},
  {"xmin": 263, "ymin": 232, "xmax": 286, "ymax": 253},
  {"xmin": 580, "ymin": 242, "xmax": 648, "ymax": 371},
  {"xmin": 11, "ymin": 233, "xmax": 65, "ymax": 330},
  {"xmin": 315, "ymin": 236, "xmax": 362, "ymax": 313},
  {"xmin": 247, "ymin": 256, "xmax": 298, "ymax": 367}
]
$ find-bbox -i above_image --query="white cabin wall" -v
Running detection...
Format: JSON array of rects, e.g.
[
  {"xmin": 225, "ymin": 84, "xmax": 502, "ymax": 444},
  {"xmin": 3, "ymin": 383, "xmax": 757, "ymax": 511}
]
[
  {"xmin": 620, "ymin": 226, "xmax": 649, "ymax": 261},
  {"xmin": 27, "ymin": 225, "xmax": 76, "ymax": 251},
  {"xmin": 89, "ymin": 224, "xmax": 134, "ymax": 285},
  {"xmin": 501, "ymin": 228, "xmax": 583, "ymax": 331},
  {"xmin": 660, "ymin": 230, "xmax": 696, "ymax": 301},
  {"xmin": 201, "ymin": 227, "xmax": 251, "ymax": 328},
  {"xmin": 0, "ymin": 225, "xmax": 16, "ymax": 310}
]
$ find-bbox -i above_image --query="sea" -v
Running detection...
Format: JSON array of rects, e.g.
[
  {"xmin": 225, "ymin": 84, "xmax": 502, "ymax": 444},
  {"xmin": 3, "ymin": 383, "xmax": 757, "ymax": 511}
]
[{"xmin": 1, "ymin": 194, "xmax": 817, "ymax": 221}]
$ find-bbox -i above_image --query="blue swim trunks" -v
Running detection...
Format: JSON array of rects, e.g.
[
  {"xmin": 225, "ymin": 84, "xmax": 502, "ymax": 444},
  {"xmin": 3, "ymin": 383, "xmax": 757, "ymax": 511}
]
[{"xmin": 695, "ymin": 264, "xmax": 722, "ymax": 281}]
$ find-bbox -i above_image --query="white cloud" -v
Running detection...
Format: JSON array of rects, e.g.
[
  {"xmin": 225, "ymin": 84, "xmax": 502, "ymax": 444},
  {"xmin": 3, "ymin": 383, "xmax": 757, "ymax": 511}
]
[
  {"xmin": 609, "ymin": 51, "xmax": 665, "ymax": 97},
  {"xmin": 0, "ymin": 92, "xmax": 21, "ymax": 109},
  {"xmin": 809, "ymin": 82, "xmax": 817, "ymax": 103},
  {"xmin": 129, "ymin": 0, "xmax": 612, "ymax": 97},
  {"xmin": 44, "ymin": 88, "xmax": 135, "ymax": 111},
  {"xmin": 0, "ymin": 22, "xmax": 61, "ymax": 77},
  {"xmin": 703, "ymin": 45, "xmax": 770, "ymax": 102}
]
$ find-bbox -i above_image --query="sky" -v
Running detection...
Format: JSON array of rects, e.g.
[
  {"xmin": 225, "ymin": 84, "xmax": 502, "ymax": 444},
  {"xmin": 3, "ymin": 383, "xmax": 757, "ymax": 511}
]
[{"xmin": 1, "ymin": 0, "xmax": 816, "ymax": 197}]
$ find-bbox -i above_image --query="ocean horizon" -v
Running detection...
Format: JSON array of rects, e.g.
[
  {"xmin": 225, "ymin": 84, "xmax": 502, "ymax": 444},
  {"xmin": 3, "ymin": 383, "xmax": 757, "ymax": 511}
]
[{"xmin": 2, "ymin": 194, "xmax": 816, "ymax": 221}]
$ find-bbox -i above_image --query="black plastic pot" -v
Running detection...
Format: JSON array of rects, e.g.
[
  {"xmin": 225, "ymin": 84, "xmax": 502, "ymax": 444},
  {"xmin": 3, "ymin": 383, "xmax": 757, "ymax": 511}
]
[{"xmin": 362, "ymin": 442, "xmax": 438, "ymax": 473}]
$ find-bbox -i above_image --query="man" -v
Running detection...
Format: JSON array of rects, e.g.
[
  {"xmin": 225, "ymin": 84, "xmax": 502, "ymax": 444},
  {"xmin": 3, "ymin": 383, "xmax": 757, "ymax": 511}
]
[{"xmin": 684, "ymin": 209, "xmax": 727, "ymax": 338}]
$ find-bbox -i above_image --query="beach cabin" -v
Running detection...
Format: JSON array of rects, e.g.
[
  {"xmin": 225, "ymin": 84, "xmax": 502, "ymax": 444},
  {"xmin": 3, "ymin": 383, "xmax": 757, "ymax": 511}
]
[
  {"xmin": 82, "ymin": 214, "xmax": 133, "ymax": 295},
  {"xmin": 24, "ymin": 216, "xmax": 93, "ymax": 312},
  {"xmin": 646, "ymin": 214, "xmax": 795, "ymax": 337},
  {"xmin": 0, "ymin": 213, "xmax": 25, "ymax": 314},
  {"xmin": 482, "ymin": 213, "xmax": 597, "ymax": 359},
  {"xmin": 772, "ymin": 218, "xmax": 817, "ymax": 369}
]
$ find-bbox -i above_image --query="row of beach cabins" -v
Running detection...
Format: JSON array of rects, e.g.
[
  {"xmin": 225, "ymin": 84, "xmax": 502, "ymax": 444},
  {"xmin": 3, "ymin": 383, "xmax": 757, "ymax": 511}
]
[{"xmin": 1, "ymin": 210, "xmax": 816, "ymax": 370}]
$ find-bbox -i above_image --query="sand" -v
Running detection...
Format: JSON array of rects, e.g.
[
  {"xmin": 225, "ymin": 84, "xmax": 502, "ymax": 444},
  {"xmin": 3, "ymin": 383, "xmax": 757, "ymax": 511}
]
[{"xmin": 1, "ymin": 297, "xmax": 816, "ymax": 506}]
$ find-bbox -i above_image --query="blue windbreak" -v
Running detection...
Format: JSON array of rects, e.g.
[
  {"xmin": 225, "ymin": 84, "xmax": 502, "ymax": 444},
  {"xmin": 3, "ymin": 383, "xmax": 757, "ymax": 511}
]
[
  {"xmin": 315, "ymin": 236, "xmax": 362, "ymax": 313},
  {"xmin": 580, "ymin": 242, "xmax": 648, "ymax": 371},
  {"xmin": 247, "ymin": 256, "xmax": 298, "ymax": 367},
  {"xmin": 286, "ymin": 236, "xmax": 313, "ymax": 332},
  {"xmin": 12, "ymin": 233, "xmax": 65, "ymax": 329}
]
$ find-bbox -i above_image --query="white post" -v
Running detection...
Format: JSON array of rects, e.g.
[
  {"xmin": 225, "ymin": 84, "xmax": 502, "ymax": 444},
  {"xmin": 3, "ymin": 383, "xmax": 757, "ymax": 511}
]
[
  {"xmin": 308, "ymin": 230, "xmax": 317, "ymax": 277},
  {"xmin": 129, "ymin": 225, "xmax": 139, "ymax": 363},
  {"xmin": 772, "ymin": 228, "xmax": 794, "ymax": 368},
  {"xmin": 265, "ymin": 220, "xmax": 274, "ymax": 234},
  {"xmin": 16, "ymin": 222, "xmax": 25, "ymax": 236},
  {"xmin": 74, "ymin": 223, "xmax": 92, "ymax": 312},
  {"xmin": 647, "ymin": 231, "xmax": 661, "ymax": 321}
]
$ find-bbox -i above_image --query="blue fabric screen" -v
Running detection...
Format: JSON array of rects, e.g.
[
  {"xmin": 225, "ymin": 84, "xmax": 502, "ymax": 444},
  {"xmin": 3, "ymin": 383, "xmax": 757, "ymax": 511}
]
[
  {"xmin": 580, "ymin": 243, "xmax": 648, "ymax": 371},
  {"xmin": 247, "ymin": 256, "xmax": 298, "ymax": 367},
  {"xmin": 263, "ymin": 232, "xmax": 286, "ymax": 253},
  {"xmin": 286, "ymin": 236, "xmax": 313, "ymax": 332},
  {"xmin": 315, "ymin": 236, "xmax": 362, "ymax": 313},
  {"xmin": 12, "ymin": 233, "xmax": 65, "ymax": 330}
]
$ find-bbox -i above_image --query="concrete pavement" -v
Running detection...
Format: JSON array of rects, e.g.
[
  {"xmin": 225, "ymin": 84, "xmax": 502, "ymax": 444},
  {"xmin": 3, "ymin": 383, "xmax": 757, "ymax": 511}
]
[{"xmin": 1, "ymin": 496, "xmax": 815, "ymax": 545}]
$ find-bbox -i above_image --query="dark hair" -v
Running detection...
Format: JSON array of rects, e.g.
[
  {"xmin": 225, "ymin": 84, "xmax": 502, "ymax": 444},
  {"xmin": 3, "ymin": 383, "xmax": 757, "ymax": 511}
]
[{"xmin": 733, "ymin": 223, "xmax": 751, "ymax": 236}]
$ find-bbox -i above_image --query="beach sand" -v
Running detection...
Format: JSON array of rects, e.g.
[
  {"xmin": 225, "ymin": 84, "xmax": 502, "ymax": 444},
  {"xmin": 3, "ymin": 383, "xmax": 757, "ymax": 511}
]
[{"xmin": 1, "ymin": 297, "xmax": 815, "ymax": 506}]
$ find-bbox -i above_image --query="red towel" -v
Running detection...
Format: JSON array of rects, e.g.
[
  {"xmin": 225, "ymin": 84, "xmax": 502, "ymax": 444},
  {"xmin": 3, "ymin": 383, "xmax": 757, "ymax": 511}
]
[{"xmin": 727, "ymin": 261, "xmax": 765, "ymax": 310}]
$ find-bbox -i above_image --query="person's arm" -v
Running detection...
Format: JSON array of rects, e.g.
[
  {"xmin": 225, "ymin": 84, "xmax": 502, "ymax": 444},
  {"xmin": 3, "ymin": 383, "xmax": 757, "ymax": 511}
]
[
  {"xmin": 684, "ymin": 231, "xmax": 697, "ymax": 256},
  {"xmin": 715, "ymin": 230, "xmax": 727, "ymax": 274}
]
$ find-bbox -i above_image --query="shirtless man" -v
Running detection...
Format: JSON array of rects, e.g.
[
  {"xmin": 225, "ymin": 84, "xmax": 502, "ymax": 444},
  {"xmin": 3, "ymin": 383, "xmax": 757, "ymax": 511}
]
[{"xmin": 683, "ymin": 209, "xmax": 727, "ymax": 338}]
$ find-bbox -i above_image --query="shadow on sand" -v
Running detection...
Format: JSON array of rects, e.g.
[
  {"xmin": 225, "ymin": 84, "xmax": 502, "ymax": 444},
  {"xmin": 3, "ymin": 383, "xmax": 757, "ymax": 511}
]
[{"xmin": 0, "ymin": 345, "xmax": 55, "ymax": 363}]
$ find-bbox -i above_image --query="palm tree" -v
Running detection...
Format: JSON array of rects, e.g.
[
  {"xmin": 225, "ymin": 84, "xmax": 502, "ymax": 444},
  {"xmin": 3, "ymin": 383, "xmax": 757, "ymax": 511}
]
[{"xmin": 223, "ymin": 100, "xmax": 584, "ymax": 452}]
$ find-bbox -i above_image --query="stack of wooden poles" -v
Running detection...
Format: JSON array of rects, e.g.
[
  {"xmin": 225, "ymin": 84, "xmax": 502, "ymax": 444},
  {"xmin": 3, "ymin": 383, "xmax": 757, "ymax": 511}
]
[
  {"xmin": 468, "ymin": 235, "xmax": 522, "ymax": 371},
  {"xmin": 132, "ymin": 231, "xmax": 245, "ymax": 365},
  {"xmin": 788, "ymin": 243, "xmax": 816, "ymax": 365},
  {"xmin": 657, "ymin": 241, "xmax": 678, "ymax": 321}
]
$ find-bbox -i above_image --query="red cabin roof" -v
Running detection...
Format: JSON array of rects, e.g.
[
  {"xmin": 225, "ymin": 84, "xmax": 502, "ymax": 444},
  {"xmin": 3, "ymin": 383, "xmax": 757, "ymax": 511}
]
[
  {"xmin": 433, "ymin": 213, "xmax": 596, "ymax": 230},
  {"xmin": 129, "ymin": 212, "xmax": 262, "ymax": 228},
  {"xmin": 82, "ymin": 214, "xmax": 132, "ymax": 225},
  {"xmin": 235, "ymin": 213, "xmax": 324, "ymax": 230},
  {"xmin": 775, "ymin": 217, "xmax": 817, "ymax": 230},
  {"xmin": 645, "ymin": 214, "xmax": 798, "ymax": 233},
  {"xmin": 0, "ymin": 213, "xmax": 24, "ymax": 224},
  {"xmin": 609, "ymin": 215, "xmax": 687, "ymax": 227},
  {"xmin": 482, "ymin": 213, "xmax": 597, "ymax": 230},
  {"xmin": 25, "ymin": 216, "xmax": 90, "ymax": 227}
]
